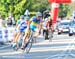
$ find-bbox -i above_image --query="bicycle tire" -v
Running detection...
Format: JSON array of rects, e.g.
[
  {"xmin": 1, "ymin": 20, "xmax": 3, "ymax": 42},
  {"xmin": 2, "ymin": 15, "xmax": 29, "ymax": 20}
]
[
  {"xmin": 25, "ymin": 31, "xmax": 33, "ymax": 53},
  {"xmin": 26, "ymin": 38, "xmax": 33, "ymax": 53},
  {"xmin": 44, "ymin": 32, "xmax": 47, "ymax": 40},
  {"xmin": 48, "ymin": 29, "xmax": 53, "ymax": 42}
]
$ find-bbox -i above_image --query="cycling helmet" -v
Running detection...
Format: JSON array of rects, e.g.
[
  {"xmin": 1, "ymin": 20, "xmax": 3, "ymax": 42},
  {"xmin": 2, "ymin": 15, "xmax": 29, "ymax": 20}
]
[
  {"xmin": 25, "ymin": 16, "xmax": 30, "ymax": 21},
  {"xmin": 20, "ymin": 15, "xmax": 25, "ymax": 19},
  {"xmin": 36, "ymin": 12, "xmax": 42, "ymax": 17}
]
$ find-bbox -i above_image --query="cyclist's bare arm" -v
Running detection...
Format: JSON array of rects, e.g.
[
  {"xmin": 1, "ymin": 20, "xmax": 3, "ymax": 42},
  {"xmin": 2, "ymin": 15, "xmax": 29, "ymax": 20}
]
[
  {"xmin": 15, "ymin": 22, "xmax": 20, "ymax": 29},
  {"xmin": 27, "ymin": 18, "xmax": 33, "ymax": 30},
  {"xmin": 41, "ymin": 20, "xmax": 46, "ymax": 30},
  {"xmin": 36, "ymin": 23, "xmax": 41, "ymax": 31}
]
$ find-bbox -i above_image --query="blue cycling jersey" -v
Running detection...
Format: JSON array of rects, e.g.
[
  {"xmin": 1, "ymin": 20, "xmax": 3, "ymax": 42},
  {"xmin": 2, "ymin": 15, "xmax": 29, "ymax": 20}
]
[
  {"xmin": 30, "ymin": 16, "xmax": 41, "ymax": 31},
  {"xmin": 19, "ymin": 20, "xmax": 28, "ymax": 32},
  {"xmin": 20, "ymin": 21, "xmax": 27, "ymax": 29},
  {"xmin": 30, "ymin": 16, "xmax": 41, "ymax": 27}
]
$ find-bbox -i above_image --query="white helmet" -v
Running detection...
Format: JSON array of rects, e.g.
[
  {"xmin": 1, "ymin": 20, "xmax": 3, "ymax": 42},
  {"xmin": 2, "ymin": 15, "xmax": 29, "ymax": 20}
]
[{"xmin": 36, "ymin": 12, "xmax": 42, "ymax": 17}]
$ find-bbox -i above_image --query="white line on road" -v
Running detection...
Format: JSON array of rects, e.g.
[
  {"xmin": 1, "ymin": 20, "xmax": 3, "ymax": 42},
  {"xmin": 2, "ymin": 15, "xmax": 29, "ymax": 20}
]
[
  {"xmin": 34, "ymin": 39, "xmax": 75, "ymax": 45},
  {"xmin": 0, "ymin": 46, "xmax": 75, "ymax": 56},
  {"xmin": 44, "ymin": 37, "xmax": 75, "ymax": 59},
  {"xmin": 0, "ymin": 45, "xmax": 11, "ymax": 50}
]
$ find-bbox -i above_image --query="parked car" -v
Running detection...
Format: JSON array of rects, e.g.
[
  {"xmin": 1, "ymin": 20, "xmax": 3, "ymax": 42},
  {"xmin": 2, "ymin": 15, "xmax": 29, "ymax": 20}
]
[{"xmin": 57, "ymin": 20, "xmax": 70, "ymax": 34}]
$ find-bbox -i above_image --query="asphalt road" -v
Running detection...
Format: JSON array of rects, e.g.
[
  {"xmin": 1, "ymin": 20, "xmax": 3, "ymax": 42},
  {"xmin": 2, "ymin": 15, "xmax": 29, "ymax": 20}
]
[{"xmin": 0, "ymin": 32, "xmax": 75, "ymax": 59}]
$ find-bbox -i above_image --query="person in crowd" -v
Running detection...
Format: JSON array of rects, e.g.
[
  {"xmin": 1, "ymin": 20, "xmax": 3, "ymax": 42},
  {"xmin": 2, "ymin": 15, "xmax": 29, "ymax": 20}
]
[
  {"xmin": 6, "ymin": 14, "xmax": 15, "ymax": 27},
  {"xmin": 0, "ymin": 14, "xmax": 4, "ymax": 27}
]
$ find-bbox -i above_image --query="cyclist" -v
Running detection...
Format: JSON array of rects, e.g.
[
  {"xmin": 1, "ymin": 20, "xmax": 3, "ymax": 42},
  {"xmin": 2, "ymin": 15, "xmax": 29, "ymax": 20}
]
[
  {"xmin": 21, "ymin": 16, "xmax": 30, "ymax": 49},
  {"xmin": 12, "ymin": 15, "xmax": 29, "ymax": 48},
  {"xmin": 42, "ymin": 17, "xmax": 49, "ymax": 40},
  {"xmin": 29, "ymin": 12, "xmax": 42, "ymax": 37},
  {"xmin": 46, "ymin": 17, "xmax": 53, "ymax": 37},
  {"xmin": 46, "ymin": 17, "xmax": 53, "ymax": 30},
  {"xmin": 13, "ymin": 15, "xmax": 25, "ymax": 43},
  {"xmin": 43, "ymin": 17, "xmax": 53, "ymax": 40}
]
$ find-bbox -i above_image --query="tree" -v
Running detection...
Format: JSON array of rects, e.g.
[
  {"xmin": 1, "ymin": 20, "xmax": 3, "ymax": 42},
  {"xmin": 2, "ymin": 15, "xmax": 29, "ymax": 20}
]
[
  {"xmin": 0, "ymin": 0, "xmax": 71, "ymax": 20},
  {"xmin": 0, "ymin": 0, "xmax": 32, "ymax": 20},
  {"xmin": 58, "ymin": 4, "xmax": 71, "ymax": 18},
  {"xmin": 31, "ymin": 0, "xmax": 50, "ymax": 12}
]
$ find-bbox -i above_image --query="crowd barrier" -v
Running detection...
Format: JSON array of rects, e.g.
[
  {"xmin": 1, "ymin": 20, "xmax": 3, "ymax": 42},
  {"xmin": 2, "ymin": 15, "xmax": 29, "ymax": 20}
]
[{"xmin": 0, "ymin": 27, "xmax": 16, "ymax": 43}]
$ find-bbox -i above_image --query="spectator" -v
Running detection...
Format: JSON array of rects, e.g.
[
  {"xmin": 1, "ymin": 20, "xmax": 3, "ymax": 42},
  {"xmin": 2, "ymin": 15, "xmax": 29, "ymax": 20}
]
[
  {"xmin": 0, "ymin": 15, "xmax": 4, "ymax": 27},
  {"xmin": 9, "ymin": 14, "xmax": 15, "ymax": 25},
  {"xmin": 6, "ymin": 17, "xmax": 13, "ymax": 27},
  {"xmin": 6, "ymin": 14, "xmax": 15, "ymax": 27}
]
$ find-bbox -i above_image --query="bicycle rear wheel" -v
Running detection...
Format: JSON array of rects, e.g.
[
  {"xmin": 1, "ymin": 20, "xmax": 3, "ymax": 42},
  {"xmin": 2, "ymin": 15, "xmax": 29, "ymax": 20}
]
[
  {"xmin": 48, "ymin": 29, "xmax": 53, "ymax": 42},
  {"xmin": 44, "ymin": 32, "xmax": 48, "ymax": 40}
]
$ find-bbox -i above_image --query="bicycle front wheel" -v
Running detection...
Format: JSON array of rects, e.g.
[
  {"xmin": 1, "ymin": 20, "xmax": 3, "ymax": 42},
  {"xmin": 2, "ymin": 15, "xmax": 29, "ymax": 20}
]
[{"xmin": 25, "ymin": 34, "xmax": 33, "ymax": 53}]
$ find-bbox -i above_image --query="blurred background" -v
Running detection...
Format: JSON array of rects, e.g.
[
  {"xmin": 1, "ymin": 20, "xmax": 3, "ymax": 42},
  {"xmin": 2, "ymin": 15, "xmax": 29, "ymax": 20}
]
[
  {"xmin": 0, "ymin": 0, "xmax": 75, "ymax": 43},
  {"xmin": 0, "ymin": 0, "xmax": 74, "ymax": 21}
]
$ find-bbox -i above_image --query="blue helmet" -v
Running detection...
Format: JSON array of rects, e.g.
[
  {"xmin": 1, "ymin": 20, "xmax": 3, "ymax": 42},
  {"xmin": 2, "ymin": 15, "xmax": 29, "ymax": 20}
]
[
  {"xmin": 20, "ymin": 15, "xmax": 25, "ymax": 19},
  {"xmin": 25, "ymin": 16, "xmax": 30, "ymax": 21}
]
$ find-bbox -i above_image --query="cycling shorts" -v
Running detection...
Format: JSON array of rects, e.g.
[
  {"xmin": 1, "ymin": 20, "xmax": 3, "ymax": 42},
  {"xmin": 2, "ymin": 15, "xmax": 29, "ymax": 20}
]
[{"xmin": 30, "ymin": 25, "xmax": 38, "ymax": 32}]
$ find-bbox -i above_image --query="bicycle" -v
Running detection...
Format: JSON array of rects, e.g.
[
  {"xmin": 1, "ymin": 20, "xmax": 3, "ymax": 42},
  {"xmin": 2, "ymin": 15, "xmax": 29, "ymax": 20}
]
[
  {"xmin": 48, "ymin": 29, "xmax": 53, "ymax": 42},
  {"xmin": 23, "ymin": 30, "xmax": 34, "ymax": 53},
  {"xmin": 12, "ymin": 29, "xmax": 35, "ymax": 54},
  {"xmin": 43, "ymin": 28, "xmax": 53, "ymax": 41}
]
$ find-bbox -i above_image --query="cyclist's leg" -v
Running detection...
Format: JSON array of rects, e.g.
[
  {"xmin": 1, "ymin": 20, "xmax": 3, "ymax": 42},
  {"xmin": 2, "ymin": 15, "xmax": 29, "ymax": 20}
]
[
  {"xmin": 48, "ymin": 27, "xmax": 53, "ymax": 38},
  {"xmin": 21, "ymin": 29, "xmax": 30, "ymax": 49},
  {"xmin": 12, "ymin": 28, "xmax": 23, "ymax": 47},
  {"xmin": 42, "ymin": 27, "xmax": 46, "ymax": 36},
  {"xmin": 43, "ymin": 29, "xmax": 45, "ymax": 36},
  {"xmin": 12, "ymin": 31, "xmax": 21, "ymax": 48},
  {"xmin": 51, "ymin": 26, "xmax": 54, "ymax": 36},
  {"xmin": 33, "ymin": 28, "xmax": 40, "ymax": 38},
  {"xmin": 13, "ymin": 29, "xmax": 19, "ymax": 43},
  {"xmin": 14, "ymin": 32, "xmax": 21, "ymax": 44},
  {"xmin": 42, "ymin": 26, "xmax": 47, "ymax": 36},
  {"xmin": 45, "ymin": 29, "xmax": 49, "ymax": 39}
]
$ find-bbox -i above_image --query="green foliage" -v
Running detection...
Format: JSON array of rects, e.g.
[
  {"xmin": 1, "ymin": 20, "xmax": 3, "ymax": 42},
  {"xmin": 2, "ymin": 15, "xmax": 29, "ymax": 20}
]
[
  {"xmin": 31, "ymin": 0, "xmax": 50, "ymax": 12},
  {"xmin": 0, "ymin": 0, "xmax": 32, "ymax": 20},
  {"xmin": 0, "ymin": 0, "xmax": 72, "ymax": 20},
  {"xmin": 58, "ymin": 4, "xmax": 71, "ymax": 18}
]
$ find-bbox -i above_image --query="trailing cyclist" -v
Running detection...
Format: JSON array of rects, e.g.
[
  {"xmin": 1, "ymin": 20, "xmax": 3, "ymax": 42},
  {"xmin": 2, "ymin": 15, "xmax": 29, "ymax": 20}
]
[
  {"xmin": 13, "ymin": 15, "xmax": 25, "ymax": 43},
  {"xmin": 42, "ymin": 16, "xmax": 53, "ymax": 40},
  {"xmin": 12, "ymin": 15, "xmax": 30, "ymax": 49}
]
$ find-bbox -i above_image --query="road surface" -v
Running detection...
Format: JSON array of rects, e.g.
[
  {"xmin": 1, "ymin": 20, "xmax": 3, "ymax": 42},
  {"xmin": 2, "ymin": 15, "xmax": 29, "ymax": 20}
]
[{"xmin": 0, "ymin": 32, "xmax": 75, "ymax": 59}]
